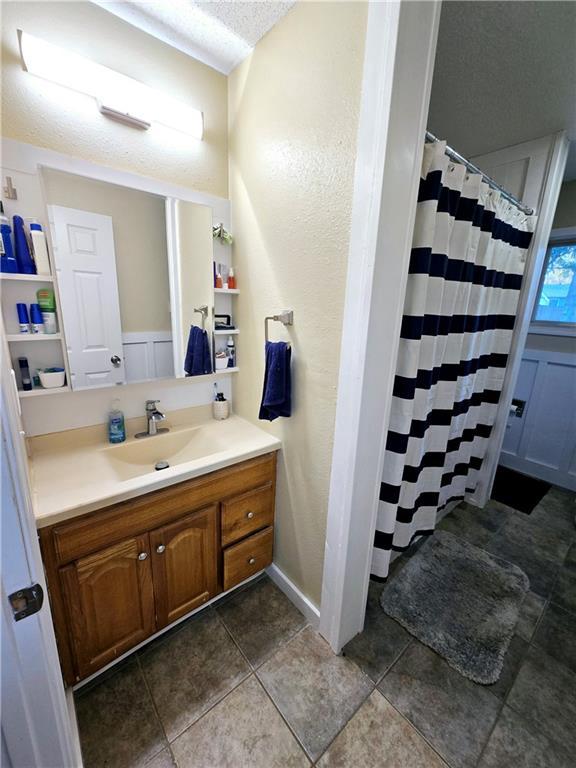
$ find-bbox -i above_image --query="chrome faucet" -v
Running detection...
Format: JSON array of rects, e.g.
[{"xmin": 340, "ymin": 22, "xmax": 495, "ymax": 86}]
[{"xmin": 135, "ymin": 400, "xmax": 168, "ymax": 439}]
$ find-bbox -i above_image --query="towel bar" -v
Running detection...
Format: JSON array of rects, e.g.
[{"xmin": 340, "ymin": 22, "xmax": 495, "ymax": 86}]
[
  {"xmin": 193, "ymin": 305, "xmax": 209, "ymax": 330},
  {"xmin": 265, "ymin": 310, "xmax": 293, "ymax": 347}
]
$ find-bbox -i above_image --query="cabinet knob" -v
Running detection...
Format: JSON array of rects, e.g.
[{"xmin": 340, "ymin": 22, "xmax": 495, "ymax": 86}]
[
  {"xmin": 138, "ymin": 552, "xmax": 148, "ymax": 561},
  {"xmin": 248, "ymin": 557, "xmax": 256, "ymax": 565},
  {"xmin": 156, "ymin": 544, "xmax": 166, "ymax": 554},
  {"xmin": 246, "ymin": 511, "xmax": 254, "ymax": 519}
]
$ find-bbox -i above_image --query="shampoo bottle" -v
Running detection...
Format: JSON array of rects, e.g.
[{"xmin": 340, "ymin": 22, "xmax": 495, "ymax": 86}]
[
  {"xmin": 108, "ymin": 399, "xmax": 126, "ymax": 444},
  {"xmin": 27, "ymin": 220, "xmax": 51, "ymax": 275},
  {"xmin": 0, "ymin": 203, "xmax": 18, "ymax": 273}
]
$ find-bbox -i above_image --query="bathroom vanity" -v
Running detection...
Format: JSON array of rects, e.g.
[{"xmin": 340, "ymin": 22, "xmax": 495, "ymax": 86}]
[{"xmin": 31, "ymin": 411, "xmax": 280, "ymax": 685}]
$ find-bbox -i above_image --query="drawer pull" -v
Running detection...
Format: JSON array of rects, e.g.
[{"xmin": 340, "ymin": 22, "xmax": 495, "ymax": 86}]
[
  {"xmin": 138, "ymin": 552, "xmax": 148, "ymax": 561},
  {"xmin": 246, "ymin": 511, "xmax": 255, "ymax": 519},
  {"xmin": 156, "ymin": 544, "xmax": 166, "ymax": 554},
  {"xmin": 248, "ymin": 557, "xmax": 256, "ymax": 565}
]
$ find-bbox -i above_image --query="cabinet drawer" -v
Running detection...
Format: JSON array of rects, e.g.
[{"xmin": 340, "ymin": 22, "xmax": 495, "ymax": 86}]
[
  {"xmin": 223, "ymin": 527, "xmax": 273, "ymax": 591},
  {"xmin": 221, "ymin": 484, "xmax": 274, "ymax": 546}
]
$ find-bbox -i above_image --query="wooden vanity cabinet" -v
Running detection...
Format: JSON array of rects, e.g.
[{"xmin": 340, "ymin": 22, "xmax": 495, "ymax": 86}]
[
  {"xmin": 150, "ymin": 505, "xmax": 218, "ymax": 629},
  {"xmin": 59, "ymin": 534, "xmax": 155, "ymax": 680},
  {"xmin": 39, "ymin": 452, "xmax": 277, "ymax": 685}
]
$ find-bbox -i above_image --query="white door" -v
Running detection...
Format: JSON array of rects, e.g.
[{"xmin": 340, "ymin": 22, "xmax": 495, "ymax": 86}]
[
  {"xmin": 466, "ymin": 133, "xmax": 569, "ymax": 505},
  {"xmin": 1, "ymin": 348, "xmax": 80, "ymax": 767},
  {"xmin": 50, "ymin": 205, "xmax": 125, "ymax": 389}
]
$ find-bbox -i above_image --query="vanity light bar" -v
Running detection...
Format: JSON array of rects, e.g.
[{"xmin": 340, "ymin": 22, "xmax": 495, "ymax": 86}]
[{"xmin": 17, "ymin": 30, "xmax": 203, "ymax": 140}]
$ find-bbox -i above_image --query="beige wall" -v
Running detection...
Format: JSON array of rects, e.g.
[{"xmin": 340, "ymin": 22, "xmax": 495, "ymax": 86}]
[
  {"xmin": 1, "ymin": 1, "xmax": 228, "ymax": 197},
  {"xmin": 43, "ymin": 169, "xmax": 170, "ymax": 333},
  {"xmin": 553, "ymin": 180, "xmax": 576, "ymax": 229},
  {"xmin": 229, "ymin": 2, "xmax": 367, "ymax": 605}
]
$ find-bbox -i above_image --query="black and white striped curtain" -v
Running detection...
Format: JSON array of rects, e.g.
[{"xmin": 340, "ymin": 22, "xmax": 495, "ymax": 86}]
[{"xmin": 371, "ymin": 139, "xmax": 535, "ymax": 578}]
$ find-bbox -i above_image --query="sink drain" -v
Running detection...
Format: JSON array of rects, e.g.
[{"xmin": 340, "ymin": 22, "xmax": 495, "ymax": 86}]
[{"xmin": 155, "ymin": 460, "xmax": 170, "ymax": 471}]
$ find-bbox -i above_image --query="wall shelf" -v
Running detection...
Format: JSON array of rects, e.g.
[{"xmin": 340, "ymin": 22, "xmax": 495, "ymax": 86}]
[
  {"xmin": 213, "ymin": 329, "xmax": 239, "ymax": 335},
  {"xmin": 18, "ymin": 386, "xmax": 70, "ymax": 398},
  {"xmin": 1, "ymin": 273, "xmax": 54, "ymax": 282},
  {"xmin": 6, "ymin": 333, "xmax": 62, "ymax": 342},
  {"xmin": 214, "ymin": 288, "xmax": 240, "ymax": 294},
  {"xmin": 214, "ymin": 367, "xmax": 239, "ymax": 375}
]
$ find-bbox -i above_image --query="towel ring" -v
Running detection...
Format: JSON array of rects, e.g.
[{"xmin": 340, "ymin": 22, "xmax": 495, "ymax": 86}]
[
  {"xmin": 193, "ymin": 305, "xmax": 209, "ymax": 330},
  {"xmin": 265, "ymin": 310, "xmax": 293, "ymax": 347}
]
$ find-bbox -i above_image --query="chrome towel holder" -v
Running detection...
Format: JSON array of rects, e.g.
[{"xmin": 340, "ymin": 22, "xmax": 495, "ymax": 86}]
[
  {"xmin": 265, "ymin": 310, "xmax": 293, "ymax": 347},
  {"xmin": 193, "ymin": 305, "xmax": 209, "ymax": 330}
]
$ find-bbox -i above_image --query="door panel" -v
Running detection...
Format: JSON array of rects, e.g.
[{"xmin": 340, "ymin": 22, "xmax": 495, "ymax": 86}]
[
  {"xmin": 500, "ymin": 345, "xmax": 576, "ymax": 490},
  {"xmin": 49, "ymin": 205, "xmax": 125, "ymax": 389},
  {"xmin": 150, "ymin": 505, "xmax": 218, "ymax": 628},
  {"xmin": 60, "ymin": 535, "xmax": 154, "ymax": 679}
]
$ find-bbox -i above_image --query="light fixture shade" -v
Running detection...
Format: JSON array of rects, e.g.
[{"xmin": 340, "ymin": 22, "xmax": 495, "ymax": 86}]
[{"xmin": 18, "ymin": 30, "xmax": 203, "ymax": 140}]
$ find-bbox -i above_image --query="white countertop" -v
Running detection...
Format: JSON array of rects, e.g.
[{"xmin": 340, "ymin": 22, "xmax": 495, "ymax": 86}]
[{"xmin": 29, "ymin": 406, "xmax": 281, "ymax": 528}]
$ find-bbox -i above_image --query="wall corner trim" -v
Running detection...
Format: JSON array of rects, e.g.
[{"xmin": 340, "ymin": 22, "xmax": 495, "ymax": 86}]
[{"xmin": 266, "ymin": 563, "xmax": 320, "ymax": 629}]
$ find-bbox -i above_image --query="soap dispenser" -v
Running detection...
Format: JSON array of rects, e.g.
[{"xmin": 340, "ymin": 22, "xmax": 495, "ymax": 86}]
[{"xmin": 108, "ymin": 399, "xmax": 126, "ymax": 443}]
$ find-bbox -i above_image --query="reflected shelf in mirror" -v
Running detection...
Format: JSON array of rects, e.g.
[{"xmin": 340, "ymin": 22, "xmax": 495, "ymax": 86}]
[
  {"xmin": 6, "ymin": 333, "xmax": 62, "ymax": 342},
  {"xmin": 1, "ymin": 273, "xmax": 54, "ymax": 283},
  {"xmin": 18, "ymin": 386, "xmax": 71, "ymax": 398},
  {"xmin": 214, "ymin": 288, "xmax": 240, "ymax": 294}
]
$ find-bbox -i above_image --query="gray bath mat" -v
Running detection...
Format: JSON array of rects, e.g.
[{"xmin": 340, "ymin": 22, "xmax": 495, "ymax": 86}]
[{"xmin": 380, "ymin": 531, "xmax": 529, "ymax": 684}]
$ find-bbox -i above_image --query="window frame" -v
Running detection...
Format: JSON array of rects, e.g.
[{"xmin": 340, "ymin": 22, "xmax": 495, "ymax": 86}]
[{"xmin": 530, "ymin": 227, "xmax": 576, "ymax": 337}]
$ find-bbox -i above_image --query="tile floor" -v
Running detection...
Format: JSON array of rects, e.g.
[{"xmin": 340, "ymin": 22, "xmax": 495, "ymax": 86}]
[{"xmin": 75, "ymin": 486, "xmax": 576, "ymax": 768}]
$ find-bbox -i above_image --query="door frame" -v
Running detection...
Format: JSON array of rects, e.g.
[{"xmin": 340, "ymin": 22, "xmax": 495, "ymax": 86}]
[
  {"xmin": 318, "ymin": 0, "xmax": 568, "ymax": 654},
  {"xmin": 319, "ymin": 0, "xmax": 442, "ymax": 653},
  {"xmin": 1, "ymin": 337, "xmax": 81, "ymax": 767}
]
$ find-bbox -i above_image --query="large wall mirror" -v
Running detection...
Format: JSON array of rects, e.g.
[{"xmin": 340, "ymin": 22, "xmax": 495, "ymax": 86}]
[{"xmin": 41, "ymin": 168, "xmax": 221, "ymax": 390}]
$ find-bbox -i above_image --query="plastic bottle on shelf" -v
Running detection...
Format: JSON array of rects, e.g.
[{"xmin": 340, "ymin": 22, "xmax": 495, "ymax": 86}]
[
  {"xmin": 16, "ymin": 303, "xmax": 30, "ymax": 332},
  {"xmin": 228, "ymin": 267, "xmax": 236, "ymax": 289},
  {"xmin": 26, "ymin": 219, "xmax": 51, "ymax": 275},
  {"xmin": 29, "ymin": 303, "xmax": 44, "ymax": 333},
  {"xmin": 0, "ymin": 202, "xmax": 18, "ymax": 273},
  {"xmin": 18, "ymin": 357, "xmax": 32, "ymax": 391},
  {"xmin": 13, "ymin": 215, "xmax": 36, "ymax": 274}
]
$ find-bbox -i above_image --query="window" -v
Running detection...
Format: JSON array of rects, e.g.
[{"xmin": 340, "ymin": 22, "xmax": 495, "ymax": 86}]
[{"xmin": 533, "ymin": 239, "xmax": 576, "ymax": 329}]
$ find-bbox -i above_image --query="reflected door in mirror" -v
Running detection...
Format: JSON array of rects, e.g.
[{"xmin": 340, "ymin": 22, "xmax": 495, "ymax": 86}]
[{"xmin": 50, "ymin": 205, "xmax": 125, "ymax": 389}]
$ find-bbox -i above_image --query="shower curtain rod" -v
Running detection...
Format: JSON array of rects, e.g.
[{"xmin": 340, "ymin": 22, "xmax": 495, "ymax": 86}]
[{"xmin": 425, "ymin": 131, "xmax": 534, "ymax": 216}]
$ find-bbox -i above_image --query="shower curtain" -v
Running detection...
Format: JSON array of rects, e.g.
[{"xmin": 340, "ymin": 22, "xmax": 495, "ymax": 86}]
[{"xmin": 371, "ymin": 139, "xmax": 535, "ymax": 578}]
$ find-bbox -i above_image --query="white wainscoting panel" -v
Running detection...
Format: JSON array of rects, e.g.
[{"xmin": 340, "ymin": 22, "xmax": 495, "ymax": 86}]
[
  {"xmin": 122, "ymin": 332, "xmax": 174, "ymax": 383},
  {"xmin": 500, "ymin": 338, "xmax": 576, "ymax": 490}
]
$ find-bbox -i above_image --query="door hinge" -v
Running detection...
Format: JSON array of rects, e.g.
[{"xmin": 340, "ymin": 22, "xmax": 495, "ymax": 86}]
[{"xmin": 8, "ymin": 583, "xmax": 44, "ymax": 621}]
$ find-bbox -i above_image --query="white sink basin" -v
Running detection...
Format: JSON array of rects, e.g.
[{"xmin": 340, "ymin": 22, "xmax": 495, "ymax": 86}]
[{"xmin": 102, "ymin": 426, "xmax": 228, "ymax": 480}]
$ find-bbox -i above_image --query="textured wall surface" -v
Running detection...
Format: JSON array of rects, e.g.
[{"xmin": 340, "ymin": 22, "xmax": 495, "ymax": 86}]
[
  {"xmin": 552, "ymin": 180, "xmax": 576, "ymax": 229},
  {"xmin": 43, "ymin": 170, "xmax": 170, "ymax": 333},
  {"xmin": 2, "ymin": 1, "xmax": 228, "ymax": 197},
  {"xmin": 228, "ymin": 2, "xmax": 368, "ymax": 605}
]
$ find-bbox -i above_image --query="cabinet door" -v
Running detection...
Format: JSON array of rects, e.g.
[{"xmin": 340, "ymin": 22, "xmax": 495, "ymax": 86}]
[
  {"xmin": 60, "ymin": 535, "xmax": 155, "ymax": 680},
  {"xmin": 150, "ymin": 505, "xmax": 218, "ymax": 629}
]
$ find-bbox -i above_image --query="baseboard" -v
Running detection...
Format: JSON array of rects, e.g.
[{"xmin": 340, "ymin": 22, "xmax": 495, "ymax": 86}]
[{"xmin": 266, "ymin": 563, "xmax": 320, "ymax": 629}]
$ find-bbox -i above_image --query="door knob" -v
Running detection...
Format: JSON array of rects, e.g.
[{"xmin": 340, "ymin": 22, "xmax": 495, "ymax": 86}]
[
  {"xmin": 246, "ymin": 511, "xmax": 254, "ymax": 519},
  {"xmin": 138, "ymin": 552, "xmax": 148, "ymax": 561},
  {"xmin": 156, "ymin": 544, "xmax": 166, "ymax": 554},
  {"xmin": 111, "ymin": 355, "xmax": 122, "ymax": 367}
]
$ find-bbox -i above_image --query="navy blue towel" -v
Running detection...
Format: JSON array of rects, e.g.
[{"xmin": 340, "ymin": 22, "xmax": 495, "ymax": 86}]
[
  {"xmin": 184, "ymin": 325, "xmax": 213, "ymax": 376},
  {"xmin": 259, "ymin": 341, "xmax": 292, "ymax": 421}
]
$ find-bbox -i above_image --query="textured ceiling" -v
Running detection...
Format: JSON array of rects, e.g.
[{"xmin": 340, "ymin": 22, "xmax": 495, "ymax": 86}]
[
  {"xmin": 92, "ymin": 0, "xmax": 295, "ymax": 74},
  {"xmin": 428, "ymin": 1, "xmax": 576, "ymax": 180}
]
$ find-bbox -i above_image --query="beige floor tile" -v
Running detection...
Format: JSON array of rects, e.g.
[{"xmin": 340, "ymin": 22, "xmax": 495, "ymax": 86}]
[
  {"xmin": 171, "ymin": 675, "xmax": 309, "ymax": 768},
  {"xmin": 258, "ymin": 626, "xmax": 373, "ymax": 761},
  {"xmin": 140, "ymin": 608, "xmax": 250, "ymax": 741},
  {"xmin": 317, "ymin": 690, "xmax": 447, "ymax": 767}
]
